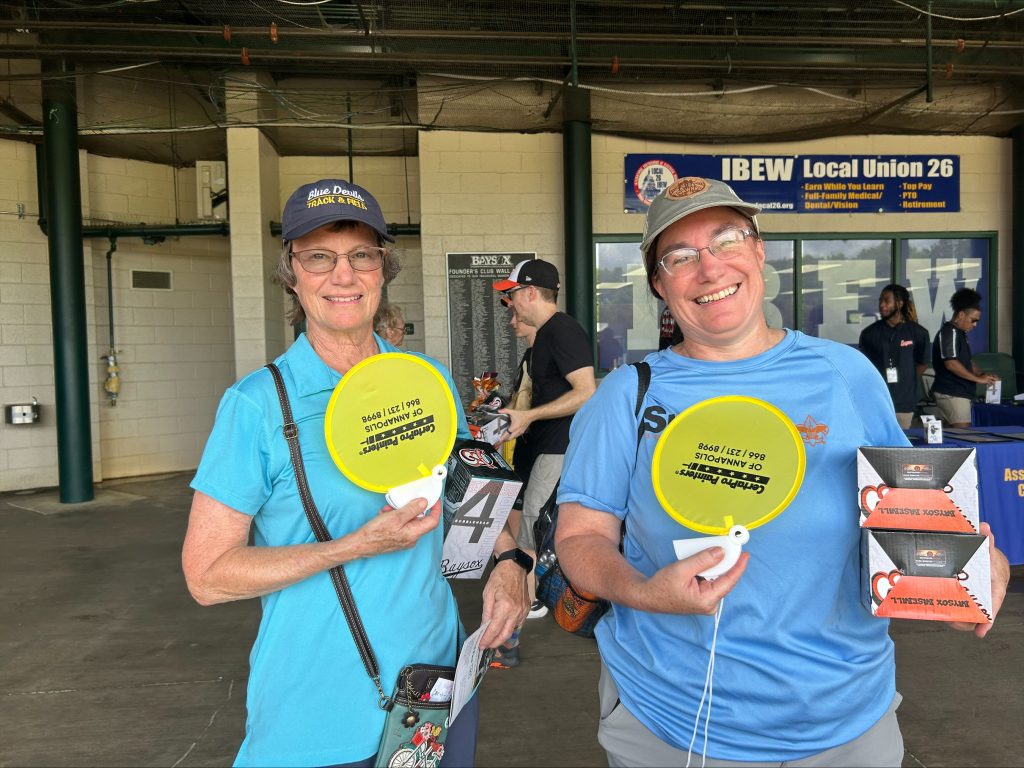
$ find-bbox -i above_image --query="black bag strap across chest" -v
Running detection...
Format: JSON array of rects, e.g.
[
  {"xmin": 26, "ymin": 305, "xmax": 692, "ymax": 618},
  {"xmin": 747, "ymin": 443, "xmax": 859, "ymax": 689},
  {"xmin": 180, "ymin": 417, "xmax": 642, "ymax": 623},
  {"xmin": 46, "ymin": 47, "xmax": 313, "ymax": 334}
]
[{"xmin": 265, "ymin": 362, "xmax": 391, "ymax": 710}]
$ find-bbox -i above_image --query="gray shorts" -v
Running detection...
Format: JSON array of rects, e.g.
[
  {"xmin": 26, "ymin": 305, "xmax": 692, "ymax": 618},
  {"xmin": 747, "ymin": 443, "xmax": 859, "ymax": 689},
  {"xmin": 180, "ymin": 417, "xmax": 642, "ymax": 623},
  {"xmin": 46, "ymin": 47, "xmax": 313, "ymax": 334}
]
[
  {"xmin": 597, "ymin": 661, "xmax": 904, "ymax": 767},
  {"xmin": 516, "ymin": 453, "xmax": 563, "ymax": 551}
]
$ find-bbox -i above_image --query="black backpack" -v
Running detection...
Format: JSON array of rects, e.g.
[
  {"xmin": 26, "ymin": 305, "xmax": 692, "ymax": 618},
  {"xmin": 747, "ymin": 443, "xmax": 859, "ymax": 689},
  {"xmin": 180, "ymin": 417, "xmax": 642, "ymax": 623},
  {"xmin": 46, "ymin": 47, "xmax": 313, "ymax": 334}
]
[{"xmin": 533, "ymin": 361, "xmax": 651, "ymax": 637}]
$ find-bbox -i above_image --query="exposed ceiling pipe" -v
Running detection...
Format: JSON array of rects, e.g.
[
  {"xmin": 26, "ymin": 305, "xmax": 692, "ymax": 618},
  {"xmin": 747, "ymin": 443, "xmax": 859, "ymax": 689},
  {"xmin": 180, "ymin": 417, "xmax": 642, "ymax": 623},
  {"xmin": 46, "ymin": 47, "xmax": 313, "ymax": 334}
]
[
  {"xmin": 1, "ymin": 21, "xmax": 1020, "ymax": 50},
  {"xmin": 102, "ymin": 236, "xmax": 120, "ymax": 407},
  {"xmin": 927, "ymin": 1, "xmax": 935, "ymax": 103},
  {"xmin": 34, "ymin": 145, "xmax": 231, "ymax": 240}
]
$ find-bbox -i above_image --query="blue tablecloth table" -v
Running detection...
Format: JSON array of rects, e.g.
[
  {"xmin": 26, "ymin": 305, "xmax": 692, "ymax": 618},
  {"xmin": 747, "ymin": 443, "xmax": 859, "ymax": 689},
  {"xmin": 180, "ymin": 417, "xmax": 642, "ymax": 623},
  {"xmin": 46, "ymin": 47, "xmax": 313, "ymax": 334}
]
[
  {"xmin": 905, "ymin": 425, "xmax": 1024, "ymax": 565},
  {"xmin": 972, "ymin": 402, "xmax": 1024, "ymax": 428}
]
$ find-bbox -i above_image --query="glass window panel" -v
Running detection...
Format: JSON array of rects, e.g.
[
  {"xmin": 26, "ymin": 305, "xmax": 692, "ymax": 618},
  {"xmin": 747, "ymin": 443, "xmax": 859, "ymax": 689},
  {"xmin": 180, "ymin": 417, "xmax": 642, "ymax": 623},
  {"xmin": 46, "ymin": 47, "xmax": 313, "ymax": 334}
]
[
  {"xmin": 901, "ymin": 238, "xmax": 991, "ymax": 354},
  {"xmin": 763, "ymin": 239, "xmax": 794, "ymax": 329},
  {"xmin": 595, "ymin": 240, "xmax": 660, "ymax": 373},
  {"xmin": 593, "ymin": 234, "xmax": 994, "ymax": 361},
  {"xmin": 800, "ymin": 239, "xmax": 891, "ymax": 344}
]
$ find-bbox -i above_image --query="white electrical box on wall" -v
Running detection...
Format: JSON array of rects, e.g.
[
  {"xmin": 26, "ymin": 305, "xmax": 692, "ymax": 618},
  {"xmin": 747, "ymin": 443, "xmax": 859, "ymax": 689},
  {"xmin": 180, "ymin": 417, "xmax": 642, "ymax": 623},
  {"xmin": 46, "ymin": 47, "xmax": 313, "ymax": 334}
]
[{"xmin": 195, "ymin": 160, "xmax": 228, "ymax": 220}]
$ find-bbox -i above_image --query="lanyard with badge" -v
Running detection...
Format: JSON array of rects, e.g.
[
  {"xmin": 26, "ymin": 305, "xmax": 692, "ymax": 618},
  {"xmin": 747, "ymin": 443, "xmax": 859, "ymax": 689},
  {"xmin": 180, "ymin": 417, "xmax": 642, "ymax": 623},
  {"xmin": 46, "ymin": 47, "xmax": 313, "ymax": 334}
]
[{"xmin": 885, "ymin": 327, "xmax": 900, "ymax": 384}]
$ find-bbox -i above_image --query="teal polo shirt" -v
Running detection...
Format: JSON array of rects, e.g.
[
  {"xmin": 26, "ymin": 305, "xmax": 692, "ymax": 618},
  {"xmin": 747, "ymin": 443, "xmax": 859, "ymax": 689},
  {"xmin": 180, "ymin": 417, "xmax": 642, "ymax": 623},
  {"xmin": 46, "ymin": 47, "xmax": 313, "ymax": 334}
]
[{"xmin": 192, "ymin": 334, "xmax": 470, "ymax": 767}]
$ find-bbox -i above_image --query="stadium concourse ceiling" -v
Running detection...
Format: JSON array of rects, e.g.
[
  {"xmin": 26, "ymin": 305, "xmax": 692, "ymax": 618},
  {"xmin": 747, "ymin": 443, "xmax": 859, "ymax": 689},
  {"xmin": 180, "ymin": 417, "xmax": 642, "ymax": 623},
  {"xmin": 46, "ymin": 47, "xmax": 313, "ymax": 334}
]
[{"xmin": 1, "ymin": 0, "xmax": 1023, "ymax": 166}]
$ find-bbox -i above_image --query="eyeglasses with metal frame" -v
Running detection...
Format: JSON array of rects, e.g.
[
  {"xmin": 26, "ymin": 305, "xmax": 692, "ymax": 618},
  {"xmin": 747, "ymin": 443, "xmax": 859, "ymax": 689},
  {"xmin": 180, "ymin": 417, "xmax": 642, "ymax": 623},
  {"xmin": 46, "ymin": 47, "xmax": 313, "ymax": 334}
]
[
  {"xmin": 291, "ymin": 246, "xmax": 386, "ymax": 274},
  {"xmin": 657, "ymin": 227, "xmax": 757, "ymax": 276}
]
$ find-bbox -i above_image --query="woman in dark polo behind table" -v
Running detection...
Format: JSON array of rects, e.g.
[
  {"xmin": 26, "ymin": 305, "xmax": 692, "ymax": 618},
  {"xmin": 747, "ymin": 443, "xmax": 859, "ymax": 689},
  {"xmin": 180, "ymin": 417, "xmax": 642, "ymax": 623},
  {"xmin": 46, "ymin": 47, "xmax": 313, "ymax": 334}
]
[{"xmin": 931, "ymin": 287, "xmax": 999, "ymax": 428}]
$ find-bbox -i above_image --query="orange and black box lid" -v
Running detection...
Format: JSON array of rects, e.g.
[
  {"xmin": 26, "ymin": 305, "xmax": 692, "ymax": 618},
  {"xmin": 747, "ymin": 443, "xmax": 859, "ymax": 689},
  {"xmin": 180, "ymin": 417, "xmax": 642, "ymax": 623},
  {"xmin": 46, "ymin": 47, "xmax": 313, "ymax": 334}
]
[{"xmin": 857, "ymin": 447, "xmax": 978, "ymax": 532}]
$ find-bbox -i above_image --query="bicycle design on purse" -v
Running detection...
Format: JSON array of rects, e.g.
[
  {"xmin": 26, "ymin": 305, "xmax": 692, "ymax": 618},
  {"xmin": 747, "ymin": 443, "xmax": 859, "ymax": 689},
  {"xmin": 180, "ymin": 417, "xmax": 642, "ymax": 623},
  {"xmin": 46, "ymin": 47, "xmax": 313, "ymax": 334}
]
[{"xmin": 386, "ymin": 721, "xmax": 446, "ymax": 768}]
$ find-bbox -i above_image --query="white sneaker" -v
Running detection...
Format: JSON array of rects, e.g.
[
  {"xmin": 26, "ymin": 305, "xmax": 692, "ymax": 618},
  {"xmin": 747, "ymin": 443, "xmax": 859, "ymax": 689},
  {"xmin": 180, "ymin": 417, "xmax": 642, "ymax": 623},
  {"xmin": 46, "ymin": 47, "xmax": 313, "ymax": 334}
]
[{"xmin": 527, "ymin": 600, "xmax": 549, "ymax": 619}]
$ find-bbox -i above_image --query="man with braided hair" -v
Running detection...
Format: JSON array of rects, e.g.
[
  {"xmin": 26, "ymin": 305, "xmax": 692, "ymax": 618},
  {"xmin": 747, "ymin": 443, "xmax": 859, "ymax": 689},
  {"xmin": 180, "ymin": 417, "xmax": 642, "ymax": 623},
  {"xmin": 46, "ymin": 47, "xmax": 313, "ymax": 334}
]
[{"xmin": 858, "ymin": 283, "xmax": 931, "ymax": 428}]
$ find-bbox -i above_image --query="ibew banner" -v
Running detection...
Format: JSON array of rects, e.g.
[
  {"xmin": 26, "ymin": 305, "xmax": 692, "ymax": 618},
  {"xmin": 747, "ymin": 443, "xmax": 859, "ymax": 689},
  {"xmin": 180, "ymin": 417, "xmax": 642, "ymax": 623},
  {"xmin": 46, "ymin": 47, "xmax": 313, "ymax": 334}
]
[{"xmin": 624, "ymin": 154, "xmax": 960, "ymax": 214}]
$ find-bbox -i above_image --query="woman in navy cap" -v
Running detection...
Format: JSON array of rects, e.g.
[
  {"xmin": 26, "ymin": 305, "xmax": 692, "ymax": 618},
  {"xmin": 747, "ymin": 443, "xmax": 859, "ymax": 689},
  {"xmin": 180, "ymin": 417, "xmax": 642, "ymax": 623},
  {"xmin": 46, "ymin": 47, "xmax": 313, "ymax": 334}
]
[{"xmin": 182, "ymin": 179, "xmax": 529, "ymax": 767}]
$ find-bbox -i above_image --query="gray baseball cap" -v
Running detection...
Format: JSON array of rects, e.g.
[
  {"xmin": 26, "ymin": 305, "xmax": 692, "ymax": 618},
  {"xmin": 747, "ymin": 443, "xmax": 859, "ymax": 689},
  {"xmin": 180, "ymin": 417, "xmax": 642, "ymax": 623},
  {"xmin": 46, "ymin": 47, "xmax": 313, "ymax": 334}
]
[{"xmin": 640, "ymin": 177, "xmax": 761, "ymax": 256}]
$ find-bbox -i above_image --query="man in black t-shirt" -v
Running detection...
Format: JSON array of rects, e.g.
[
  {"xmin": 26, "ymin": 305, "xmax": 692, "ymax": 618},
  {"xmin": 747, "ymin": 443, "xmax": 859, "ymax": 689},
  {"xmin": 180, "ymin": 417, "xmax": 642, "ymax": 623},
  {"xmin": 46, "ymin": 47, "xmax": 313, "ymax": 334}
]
[
  {"xmin": 858, "ymin": 284, "xmax": 930, "ymax": 428},
  {"xmin": 493, "ymin": 259, "xmax": 595, "ymax": 629},
  {"xmin": 931, "ymin": 287, "xmax": 999, "ymax": 427}
]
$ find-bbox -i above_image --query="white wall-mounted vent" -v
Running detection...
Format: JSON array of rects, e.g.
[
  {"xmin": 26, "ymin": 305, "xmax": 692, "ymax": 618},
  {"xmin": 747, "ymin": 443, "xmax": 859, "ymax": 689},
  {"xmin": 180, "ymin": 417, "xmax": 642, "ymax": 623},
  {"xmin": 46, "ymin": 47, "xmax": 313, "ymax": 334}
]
[
  {"xmin": 195, "ymin": 160, "xmax": 228, "ymax": 221},
  {"xmin": 131, "ymin": 270, "xmax": 173, "ymax": 290}
]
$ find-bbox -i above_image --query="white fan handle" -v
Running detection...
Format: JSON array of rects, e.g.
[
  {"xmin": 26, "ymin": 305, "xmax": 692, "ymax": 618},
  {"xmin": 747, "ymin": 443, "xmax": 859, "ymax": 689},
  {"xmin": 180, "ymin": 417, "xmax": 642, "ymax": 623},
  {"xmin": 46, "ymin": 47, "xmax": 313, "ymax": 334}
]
[
  {"xmin": 672, "ymin": 525, "xmax": 750, "ymax": 580},
  {"xmin": 385, "ymin": 465, "xmax": 448, "ymax": 512}
]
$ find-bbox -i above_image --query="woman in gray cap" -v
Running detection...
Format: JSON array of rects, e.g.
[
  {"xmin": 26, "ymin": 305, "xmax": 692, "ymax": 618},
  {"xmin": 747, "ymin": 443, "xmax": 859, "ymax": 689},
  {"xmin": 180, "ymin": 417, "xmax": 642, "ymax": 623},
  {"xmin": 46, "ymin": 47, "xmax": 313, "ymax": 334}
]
[
  {"xmin": 555, "ymin": 177, "xmax": 1010, "ymax": 767},
  {"xmin": 182, "ymin": 179, "xmax": 529, "ymax": 767}
]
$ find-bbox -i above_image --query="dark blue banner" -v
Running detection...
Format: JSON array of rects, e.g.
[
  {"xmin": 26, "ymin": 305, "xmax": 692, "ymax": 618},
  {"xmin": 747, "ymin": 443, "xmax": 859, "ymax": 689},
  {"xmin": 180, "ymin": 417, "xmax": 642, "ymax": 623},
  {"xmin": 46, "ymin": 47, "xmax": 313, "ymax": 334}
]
[{"xmin": 625, "ymin": 154, "xmax": 960, "ymax": 214}]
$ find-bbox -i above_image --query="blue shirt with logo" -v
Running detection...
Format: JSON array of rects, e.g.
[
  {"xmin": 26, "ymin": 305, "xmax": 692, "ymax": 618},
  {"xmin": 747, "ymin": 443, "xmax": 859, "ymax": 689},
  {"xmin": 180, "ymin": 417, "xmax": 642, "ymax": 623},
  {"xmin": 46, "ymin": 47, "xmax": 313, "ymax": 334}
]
[
  {"xmin": 558, "ymin": 330, "xmax": 909, "ymax": 762},
  {"xmin": 191, "ymin": 333, "xmax": 470, "ymax": 767}
]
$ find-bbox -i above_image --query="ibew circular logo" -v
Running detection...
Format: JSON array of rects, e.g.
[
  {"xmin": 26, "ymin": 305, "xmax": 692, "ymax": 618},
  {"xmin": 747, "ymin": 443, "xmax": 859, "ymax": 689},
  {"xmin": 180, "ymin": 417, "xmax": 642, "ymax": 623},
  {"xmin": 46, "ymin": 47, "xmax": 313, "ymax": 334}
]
[{"xmin": 634, "ymin": 160, "xmax": 678, "ymax": 206}]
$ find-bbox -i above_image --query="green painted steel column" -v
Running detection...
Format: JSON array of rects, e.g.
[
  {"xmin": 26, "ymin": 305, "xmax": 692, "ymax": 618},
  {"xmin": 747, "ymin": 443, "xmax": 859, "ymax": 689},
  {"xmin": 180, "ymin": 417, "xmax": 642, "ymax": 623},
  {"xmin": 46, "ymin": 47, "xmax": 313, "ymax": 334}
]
[
  {"xmin": 562, "ymin": 85, "xmax": 594, "ymax": 341},
  {"xmin": 42, "ymin": 60, "xmax": 93, "ymax": 502},
  {"xmin": 1012, "ymin": 125, "xmax": 1024, "ymax": 392}
]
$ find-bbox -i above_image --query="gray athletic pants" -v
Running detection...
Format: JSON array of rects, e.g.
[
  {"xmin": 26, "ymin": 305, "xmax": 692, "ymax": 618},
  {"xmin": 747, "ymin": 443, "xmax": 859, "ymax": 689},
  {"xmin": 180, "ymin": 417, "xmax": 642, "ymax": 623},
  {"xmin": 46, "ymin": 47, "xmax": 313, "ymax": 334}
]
[{"xmin": 597, "ymin": 662, "xmax": 904, "ymax": 768}]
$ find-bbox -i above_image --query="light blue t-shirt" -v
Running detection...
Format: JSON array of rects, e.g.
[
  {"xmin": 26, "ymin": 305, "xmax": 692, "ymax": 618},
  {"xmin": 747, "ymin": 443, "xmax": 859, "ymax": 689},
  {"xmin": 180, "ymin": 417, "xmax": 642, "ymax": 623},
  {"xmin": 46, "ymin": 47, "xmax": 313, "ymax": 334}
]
[
  {"xmin": 191, "ymin": 333, "xmax": 470, "ymax": 767},
  {"xmin": 558, "ymin": 330, "xmax": 910, "ymax": 762}
]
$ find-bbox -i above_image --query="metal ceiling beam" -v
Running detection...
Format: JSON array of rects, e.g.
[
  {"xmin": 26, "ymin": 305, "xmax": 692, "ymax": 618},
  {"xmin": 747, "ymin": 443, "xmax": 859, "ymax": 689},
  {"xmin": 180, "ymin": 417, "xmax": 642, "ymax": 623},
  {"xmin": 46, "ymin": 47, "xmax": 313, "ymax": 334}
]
[
  {"xmin": 0, "ymin": 96, "xmax": 39, "ymax": 126},
  {"xmin": 3, "ymin": 41, "xmax": 1021, "ymax": 78},
  {"xmin": 1, "ymin": 20, "xmax": 1021, "ymax": 49}
]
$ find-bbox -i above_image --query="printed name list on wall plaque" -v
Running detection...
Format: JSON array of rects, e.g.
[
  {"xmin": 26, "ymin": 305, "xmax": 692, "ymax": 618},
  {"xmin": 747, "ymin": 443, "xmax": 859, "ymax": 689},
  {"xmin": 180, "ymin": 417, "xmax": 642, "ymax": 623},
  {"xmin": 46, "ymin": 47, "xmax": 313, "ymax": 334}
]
[
  {"xmin": 624, "ymin": 154, "xmax": 960, "ymax": 214},
  {"xmin": 446, "ymin": 252, "xmax": 533, "ymax": 409}
]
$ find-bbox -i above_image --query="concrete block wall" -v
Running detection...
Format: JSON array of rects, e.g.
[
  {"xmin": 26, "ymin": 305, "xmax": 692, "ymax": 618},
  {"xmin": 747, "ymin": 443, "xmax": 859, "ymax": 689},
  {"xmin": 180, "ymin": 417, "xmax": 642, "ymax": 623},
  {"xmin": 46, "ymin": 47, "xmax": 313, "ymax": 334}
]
[
  {"xmin": 227, "ymin": 128, "xmax": 285, "ymax": 378},
  {"xmin": 88, "ymin": 155, "xmax": 233, "ymax": 481},
  {"xmin": 418, "ymin": 131, "xmax": 564, "ymax": 366},
  {"xmin": 88, "ymin": 234, "xmax": 233, "ymax": 480},
  {"xmin": 0, "ymin": 137, "xmax": 233, "ymax": 491},
  {"xmin": 0, "ymin": 139, "xmax": 82, "ymax": 491}
]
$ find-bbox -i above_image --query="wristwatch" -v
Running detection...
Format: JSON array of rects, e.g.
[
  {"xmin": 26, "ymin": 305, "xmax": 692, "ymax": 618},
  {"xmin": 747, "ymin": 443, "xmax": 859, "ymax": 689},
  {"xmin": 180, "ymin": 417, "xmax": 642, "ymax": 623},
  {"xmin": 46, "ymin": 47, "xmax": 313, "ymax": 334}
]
[{"xmin": 493, "ymin": 548, "xmax": 534, "ymax": 573}]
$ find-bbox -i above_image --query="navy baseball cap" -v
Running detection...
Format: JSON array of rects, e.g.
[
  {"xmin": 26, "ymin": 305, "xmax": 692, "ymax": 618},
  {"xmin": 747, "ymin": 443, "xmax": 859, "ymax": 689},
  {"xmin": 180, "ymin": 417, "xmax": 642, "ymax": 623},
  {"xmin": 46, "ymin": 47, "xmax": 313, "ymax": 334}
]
[{"xmin": 281, "ymin": 179, "xmax": 394, "ymax": 243}]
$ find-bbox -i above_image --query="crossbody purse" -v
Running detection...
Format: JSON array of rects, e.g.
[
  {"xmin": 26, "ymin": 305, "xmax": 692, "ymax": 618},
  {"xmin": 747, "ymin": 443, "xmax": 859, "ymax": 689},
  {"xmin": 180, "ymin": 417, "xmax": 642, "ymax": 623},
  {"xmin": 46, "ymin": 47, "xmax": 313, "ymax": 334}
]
[{"xmin": 265, "ymin": 363, "xmax": 457, "ymax": 768}]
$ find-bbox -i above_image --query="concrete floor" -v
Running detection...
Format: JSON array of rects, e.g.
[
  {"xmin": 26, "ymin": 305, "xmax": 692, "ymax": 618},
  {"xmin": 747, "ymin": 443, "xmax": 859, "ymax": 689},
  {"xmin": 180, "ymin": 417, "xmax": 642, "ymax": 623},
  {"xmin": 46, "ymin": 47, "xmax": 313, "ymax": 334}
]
[{"xmin": 1, "ymin": 471, "xmax": 1021, "ymax": 768}]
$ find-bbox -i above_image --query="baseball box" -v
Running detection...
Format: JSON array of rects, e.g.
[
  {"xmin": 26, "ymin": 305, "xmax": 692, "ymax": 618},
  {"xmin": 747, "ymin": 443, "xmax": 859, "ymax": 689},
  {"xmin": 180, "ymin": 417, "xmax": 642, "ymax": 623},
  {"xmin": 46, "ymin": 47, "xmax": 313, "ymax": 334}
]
[
  {"xmin": 467, "ymin": 394, "xmax": 510, "ymax": 446},
  {"xmin": 862, "ymin": 529, "xmax": 992, "ymax": 623},
  {"xmin": 441, "ymin": 439, "xmax": 522, "ymax": 579},
  {"xmin": 857, "ymin": 447, "xmax": 979, "ymax": 533},
  {"xmin": 471, "ymin": 407, "xmax": 511, "ymax": 446}
]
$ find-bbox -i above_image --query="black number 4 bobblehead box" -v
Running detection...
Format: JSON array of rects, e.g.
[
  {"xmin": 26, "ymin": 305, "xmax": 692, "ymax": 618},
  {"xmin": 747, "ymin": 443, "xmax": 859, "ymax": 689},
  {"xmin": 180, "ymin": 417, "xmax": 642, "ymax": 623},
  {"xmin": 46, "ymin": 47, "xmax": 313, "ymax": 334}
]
[
  {"xmin": 857, "ymin": 446, "xmax": 991, "ymax": 623},
  {"xmin": 441, "ymin": 439, "xmax": 522, "ymax": 580}
]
